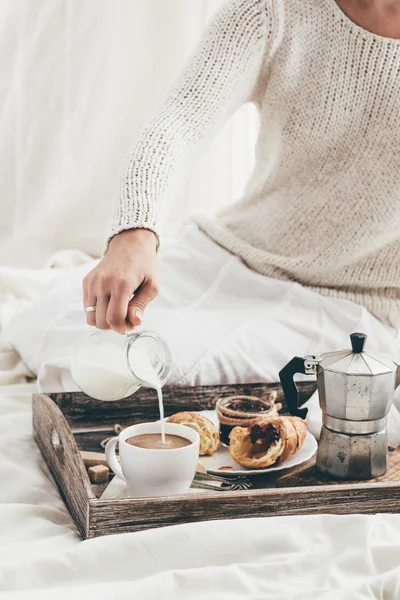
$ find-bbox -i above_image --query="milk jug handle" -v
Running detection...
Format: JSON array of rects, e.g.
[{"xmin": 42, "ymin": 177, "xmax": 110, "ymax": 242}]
[{"xmin": 278, "ymin": 357, "xmax": 309, "ymax": 419}]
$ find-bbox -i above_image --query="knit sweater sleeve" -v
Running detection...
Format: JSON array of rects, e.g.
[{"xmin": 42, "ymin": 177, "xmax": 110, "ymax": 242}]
[{"xmin": 110, "ymin": 0, "xmax": 274, "ymax": 241}]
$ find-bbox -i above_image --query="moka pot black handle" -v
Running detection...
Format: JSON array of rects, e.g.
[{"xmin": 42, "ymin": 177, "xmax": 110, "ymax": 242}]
[{"xmin": 278, "ymin": 356, "xmax": 311, "ymax": 419}]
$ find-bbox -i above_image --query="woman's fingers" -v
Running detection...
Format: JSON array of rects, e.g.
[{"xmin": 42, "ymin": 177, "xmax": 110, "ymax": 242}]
[
  {"xmin": 95, "ymin": 293, "xmax": 111, "ymax": 330},
  {"xmin": 85, "ymin": 301, "xmax": 98, "ymax": 327},
  {"xmin": 82, "ymin": 277, "xmax": 97, "ymax": 327},
  {"xmin": 83, "ymin": 274, "xmax": 158, "ymax": 332},
  {"xmin": 127, "ymin": 279, "xmax": 159, "ymax": 327},
  {"xmin": 106, "ymin": 285, "xmax": 133, "ymax": 334},
  {"xmin": 82, "ymin": 229, "xmax": 159, "ymax": 334},
  {"xmin": 94, "ymin": 275, "xmax": 112, "ymax": 330}
]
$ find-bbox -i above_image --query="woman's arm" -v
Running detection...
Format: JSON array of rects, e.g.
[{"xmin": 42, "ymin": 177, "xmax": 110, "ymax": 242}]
[
  {"xmin": 113, "ymin": 0, "xmax": 274, "ymax": 240},
  {"xmin": 84, "ymin": 0, "xmax": 276, "ymax": 333}
]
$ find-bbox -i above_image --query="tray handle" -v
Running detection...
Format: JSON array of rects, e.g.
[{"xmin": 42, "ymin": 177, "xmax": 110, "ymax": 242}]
[{"xmin": 33, "ymin": 393, "xmax": 95, "ymax": 537}]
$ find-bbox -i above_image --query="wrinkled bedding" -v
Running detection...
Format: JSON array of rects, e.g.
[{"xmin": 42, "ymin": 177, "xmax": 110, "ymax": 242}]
[{"xmin": 1, "ymin": 234, "xmax": 400, "ymax": 599}]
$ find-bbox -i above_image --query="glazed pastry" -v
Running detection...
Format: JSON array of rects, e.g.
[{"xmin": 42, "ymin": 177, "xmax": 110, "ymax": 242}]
[
  {"xmin": 216, "ymin": 394, "xmax": 281, "ymax": 445},
  {"xmin": 167, "ymin": 411, "xmax": 220, "ymax": 456},
  {"xmin": 228, "ymin": 416, "xmax": 307, "ymax": 469},
  {"xmin": 287, "ymin": 415, "xmax": 307, "ymax": 452}
]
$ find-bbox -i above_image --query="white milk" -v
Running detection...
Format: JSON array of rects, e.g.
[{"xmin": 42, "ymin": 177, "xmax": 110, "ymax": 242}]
[
  {"xmin": 128, "ymin": 347, "xmax": 166, "ymax": 444},
  {"xmin": 71, "ymin": 342, "xmax": 166, "ymax": 442},
  {"xmin": 71, "ymin": 343, "xmax": 136, "ymax": 401}
]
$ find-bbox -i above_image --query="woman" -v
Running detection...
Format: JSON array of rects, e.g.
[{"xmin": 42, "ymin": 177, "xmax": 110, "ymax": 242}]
[
  {"xmin": 9, "ymin": 0, "xmax": 398, "ymax": 398},
  {"xmin": 82, "ymin": 0, "xmax": 400, "ymax": 344},
  {"xmin": 77, "ymin": 0, "xmax": 400, "ymax": 398}
]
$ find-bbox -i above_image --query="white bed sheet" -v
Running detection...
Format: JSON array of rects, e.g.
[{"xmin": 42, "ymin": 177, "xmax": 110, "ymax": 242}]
[
  {"xmin": 2, "ymin": 241, "xmax": 400, "ymax": 598},
  {"xmin": 4, "ymin": 225, "xmax": 400, "ymax": 447},
  {"xmin": 1, "ymin": 381, "xmax": 400, "ymax": 600}
]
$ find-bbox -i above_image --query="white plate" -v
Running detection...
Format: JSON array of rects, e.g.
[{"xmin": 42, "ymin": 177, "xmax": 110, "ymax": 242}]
[{"xmin": 199, "ymin": 430, "xmax": 317, "ymax": 476}]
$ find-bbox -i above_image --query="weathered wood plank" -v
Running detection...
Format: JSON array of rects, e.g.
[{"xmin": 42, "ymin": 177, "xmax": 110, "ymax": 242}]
[
  {"xmin": 276, "ymin": 448, "xmax": 400, "ymax": 487},
  {"xmin": 87, "ymin": 481, "xmax": 400, "ymax": 537},
  {"xmin": 74, "ymin": 431, "xmax": 116, "ymax": 453},
  {"xmin": 32, "ymin": 394, "xmax": 95, "ymax": 538},
  {"xmin": 49, "ymin": 381, "xmax": 317, "ymax": 428}
]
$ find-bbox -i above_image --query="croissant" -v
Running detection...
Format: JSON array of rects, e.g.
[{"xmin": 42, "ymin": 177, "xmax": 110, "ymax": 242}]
[
  {"xmin": 229, "ymin": 416, "xmax": 307, "ymax": 469},
  {"xmin": 167, "ymin": 411, "xmax": 220, "ymax": 456}
]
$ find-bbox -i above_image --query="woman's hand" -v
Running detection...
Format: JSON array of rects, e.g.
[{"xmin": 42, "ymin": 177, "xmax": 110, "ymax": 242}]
[{"xmin": 83, "ymin": 229, "xmax": 159, "ymax": 334}]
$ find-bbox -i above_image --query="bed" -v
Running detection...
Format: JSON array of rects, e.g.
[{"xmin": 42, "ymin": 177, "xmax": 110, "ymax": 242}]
[{"xmin": 1, "ymin": 262, "xmax": 400, "ymax": 599}]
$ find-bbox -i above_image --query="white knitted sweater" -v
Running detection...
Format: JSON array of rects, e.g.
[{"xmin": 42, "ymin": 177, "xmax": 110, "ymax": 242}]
[{"xmin": 111, "ymin": 0, "xmax": 400, "ymax": 326}]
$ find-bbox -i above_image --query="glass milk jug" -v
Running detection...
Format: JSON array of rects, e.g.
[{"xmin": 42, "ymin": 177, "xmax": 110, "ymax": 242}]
[{"xmin": 71, "ymin": 329, "xmax": 172, "ymax": 401}]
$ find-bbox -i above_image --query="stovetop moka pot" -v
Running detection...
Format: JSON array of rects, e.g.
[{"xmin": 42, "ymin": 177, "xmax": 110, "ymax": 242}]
[{"xmin": 279, "ymin": 333, "xmax": 400, "ymax": 480}]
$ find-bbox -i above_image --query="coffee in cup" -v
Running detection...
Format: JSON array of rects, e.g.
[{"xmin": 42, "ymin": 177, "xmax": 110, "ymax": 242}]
[
  {"xmin": 105, "ymin": 422, "xmax": 200, "ymax": 497},
  {"xmin": 126, "ymin": 433, "xmax": 191, "ymax": 450}
]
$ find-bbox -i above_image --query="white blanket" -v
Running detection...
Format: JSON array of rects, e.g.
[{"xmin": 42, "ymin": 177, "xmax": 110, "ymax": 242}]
[
  {"xmin": 2, "ymin": 226, "xmax": 400, "ymax": 598},
  {"xmin": 4, "ymin": 225, "xmax": 400, "ymax": 443}
]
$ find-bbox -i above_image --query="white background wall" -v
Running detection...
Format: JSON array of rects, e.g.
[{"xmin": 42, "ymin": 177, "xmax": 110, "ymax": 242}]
[{"xmin": 0, "ymin": 0, "xmax": 257, "ymax": 267}]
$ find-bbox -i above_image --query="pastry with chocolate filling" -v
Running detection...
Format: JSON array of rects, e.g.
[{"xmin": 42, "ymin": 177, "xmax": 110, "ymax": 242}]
[
  {"xmin": 228, "ymin": 416, "xmax": 307, "ymax": 468},
  {"xmin": 167, "ymin": 411, "xmax": 219, "ymax": 456},
  {"xmin": 216, "ymin": 394, "xmax": 281, "ymax": 445}
]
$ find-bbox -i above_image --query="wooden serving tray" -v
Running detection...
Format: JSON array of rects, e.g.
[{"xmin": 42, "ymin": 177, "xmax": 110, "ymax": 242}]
[{"xmin": 32, "ymin": 382, "xmax": 400, "ymax": 539}]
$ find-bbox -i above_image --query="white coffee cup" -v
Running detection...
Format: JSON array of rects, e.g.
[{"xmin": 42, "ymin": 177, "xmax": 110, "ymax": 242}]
[{"xmin": 105, "ymin": 422, "xmax": 200, "ymax": 497}]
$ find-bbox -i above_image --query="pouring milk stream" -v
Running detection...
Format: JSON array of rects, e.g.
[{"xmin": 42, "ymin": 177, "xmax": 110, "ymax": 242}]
[{"xmin": 71, "ymin": 330, "xmax": 172, "ymax": 445}]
